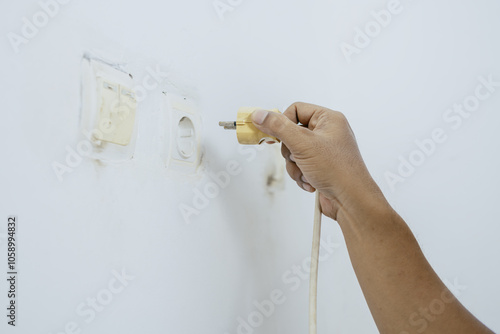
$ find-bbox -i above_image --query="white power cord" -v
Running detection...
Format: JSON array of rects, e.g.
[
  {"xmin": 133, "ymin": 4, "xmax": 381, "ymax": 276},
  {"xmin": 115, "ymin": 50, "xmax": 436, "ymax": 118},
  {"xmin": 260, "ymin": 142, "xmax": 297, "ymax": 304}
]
[
  {"xmin": 219, "ymin": 110, "xmax": 323, "ymax": 332},
  {"xmin": 309, "ymin": 191, "xmax": 322, "ymax": 334}
]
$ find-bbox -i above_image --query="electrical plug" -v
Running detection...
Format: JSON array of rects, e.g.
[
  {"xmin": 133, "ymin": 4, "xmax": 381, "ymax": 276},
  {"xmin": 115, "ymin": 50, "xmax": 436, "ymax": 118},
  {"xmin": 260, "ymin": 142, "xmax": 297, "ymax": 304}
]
[{"xmin": 219, "ymin": 107, "xmax": 280, "ymax": 145}]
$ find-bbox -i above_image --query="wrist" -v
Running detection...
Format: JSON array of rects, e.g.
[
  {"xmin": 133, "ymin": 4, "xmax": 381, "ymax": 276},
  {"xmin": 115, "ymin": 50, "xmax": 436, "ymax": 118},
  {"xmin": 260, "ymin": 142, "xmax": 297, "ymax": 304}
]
[{"xmin": 328, "ymin": 181, "xmax": 394, "ymax": 231}]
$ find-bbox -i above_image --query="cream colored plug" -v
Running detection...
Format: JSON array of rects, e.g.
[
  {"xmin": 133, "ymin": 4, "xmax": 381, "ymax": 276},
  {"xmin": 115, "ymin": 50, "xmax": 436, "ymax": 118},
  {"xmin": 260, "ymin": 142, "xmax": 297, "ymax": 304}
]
[{"xmin": 219, "ymin": 107, "xmax": 281, "ymax": 145}]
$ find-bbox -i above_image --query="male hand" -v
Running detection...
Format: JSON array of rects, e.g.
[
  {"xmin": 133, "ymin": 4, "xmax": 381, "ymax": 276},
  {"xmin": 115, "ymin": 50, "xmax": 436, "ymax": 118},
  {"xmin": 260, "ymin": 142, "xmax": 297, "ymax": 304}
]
[{"xmin": 251, "ymin": 102, "xmax": 384, "ymax": 219}]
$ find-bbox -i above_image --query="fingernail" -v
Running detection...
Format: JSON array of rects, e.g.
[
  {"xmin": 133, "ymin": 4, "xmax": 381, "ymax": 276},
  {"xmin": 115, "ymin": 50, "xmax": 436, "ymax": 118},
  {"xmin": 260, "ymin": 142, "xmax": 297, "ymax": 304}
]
[
  {"xmin": 289, "ymin": 154, "xmax": 296, "ymax": 162},
  {"xmin": 303, "ymin": 183, "xmax": 313, "ymax": 192},
  {"xmin": 301, "ymin": 175, "xmax": 308, "ymax": 183},
  {"xmin": 251, "ymin": 109, "xmax": 269, "ymax": 125}
]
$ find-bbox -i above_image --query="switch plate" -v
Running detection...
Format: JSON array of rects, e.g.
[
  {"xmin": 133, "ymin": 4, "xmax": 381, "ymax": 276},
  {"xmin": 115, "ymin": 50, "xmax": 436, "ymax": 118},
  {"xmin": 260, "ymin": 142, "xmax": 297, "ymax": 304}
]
[
  {"xmin": 81, "ymin": 56, "xmax": 138, "ymax": 162},
  {"xmin": 95, "ymin": 78, "xmax": 137, "ymax": 146}
]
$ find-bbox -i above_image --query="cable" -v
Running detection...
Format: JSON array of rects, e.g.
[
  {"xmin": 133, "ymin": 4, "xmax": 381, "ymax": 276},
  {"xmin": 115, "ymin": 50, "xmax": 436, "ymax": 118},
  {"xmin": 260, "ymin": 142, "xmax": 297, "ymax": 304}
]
[
  {"xmin": 218, "ymin": 109, "xmax": 323, "ymax": 332},
  {"xmin": 309, "ymin": 191, "xmax": 322, "ymax": 334}
]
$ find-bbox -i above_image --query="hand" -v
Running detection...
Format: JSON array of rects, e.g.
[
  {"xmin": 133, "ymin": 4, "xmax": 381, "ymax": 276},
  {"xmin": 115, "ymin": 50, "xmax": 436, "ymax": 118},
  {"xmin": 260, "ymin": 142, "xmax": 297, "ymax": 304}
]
[{"xmin": 251, "ymin": 102, "xmax": 385, "ymax": 220}]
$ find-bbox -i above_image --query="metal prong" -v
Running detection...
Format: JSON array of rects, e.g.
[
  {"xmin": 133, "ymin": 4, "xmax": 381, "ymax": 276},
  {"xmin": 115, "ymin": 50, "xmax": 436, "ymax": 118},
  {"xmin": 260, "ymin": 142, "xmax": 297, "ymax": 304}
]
[{"xmin": 219, "ymin": 121, "xmax": 237, "ymax": 130}]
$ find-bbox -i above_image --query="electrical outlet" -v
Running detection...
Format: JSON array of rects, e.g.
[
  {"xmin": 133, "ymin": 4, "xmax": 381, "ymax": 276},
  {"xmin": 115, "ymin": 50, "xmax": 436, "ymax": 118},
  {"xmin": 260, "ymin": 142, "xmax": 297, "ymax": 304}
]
[{"xmin": 162, "ymin": 92, "xmax": 201, "ymax": 174}]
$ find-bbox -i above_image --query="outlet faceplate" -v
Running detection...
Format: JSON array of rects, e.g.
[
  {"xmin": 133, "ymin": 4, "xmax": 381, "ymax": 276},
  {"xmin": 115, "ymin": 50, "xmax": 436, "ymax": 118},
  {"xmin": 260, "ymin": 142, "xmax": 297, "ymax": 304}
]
[{"xmin": 162, "ymin": 92, "xmax": 201, "ymax": 174}]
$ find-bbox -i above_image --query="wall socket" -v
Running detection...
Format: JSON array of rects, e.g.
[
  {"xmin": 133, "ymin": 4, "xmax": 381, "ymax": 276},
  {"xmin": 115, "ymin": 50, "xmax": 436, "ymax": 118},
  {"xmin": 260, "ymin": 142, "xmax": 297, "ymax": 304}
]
[{"xmin": 162, "ymin": 92, "xmax": 202, "ymax": 174}]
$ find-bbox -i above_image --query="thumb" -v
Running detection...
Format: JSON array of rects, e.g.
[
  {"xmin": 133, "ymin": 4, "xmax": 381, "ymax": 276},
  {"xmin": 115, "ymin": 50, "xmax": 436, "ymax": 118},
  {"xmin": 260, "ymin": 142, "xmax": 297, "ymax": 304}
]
[{"xmin": 251, "ymin": 109, "xmax": 306, "ymax": 147}]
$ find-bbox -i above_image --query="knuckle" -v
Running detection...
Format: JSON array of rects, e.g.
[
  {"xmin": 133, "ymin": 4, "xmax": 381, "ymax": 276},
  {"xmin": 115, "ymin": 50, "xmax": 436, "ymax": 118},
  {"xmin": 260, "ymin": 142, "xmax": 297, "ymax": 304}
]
[
  {"xmin": 331, "ymin": 110, "xmax": 347, "ymax": 121},
  {"xmin": 326, "ymin": 110, "xmax": 349, "ymax": 127},
  {"xmin": 291, "ymin": 101, "xmax": 306, "ymax": 108}
]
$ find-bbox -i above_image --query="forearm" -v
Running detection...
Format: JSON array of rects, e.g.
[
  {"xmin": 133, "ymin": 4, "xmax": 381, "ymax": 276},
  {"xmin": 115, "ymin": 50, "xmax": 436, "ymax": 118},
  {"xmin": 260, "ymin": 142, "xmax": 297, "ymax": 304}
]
[
  {"xmin": 249, "ymin": 104, "xmax": 493, "ymax": 332},
  {"xmin": 335, "ymin": 192, "xmax": 493, "ymax": 334}
]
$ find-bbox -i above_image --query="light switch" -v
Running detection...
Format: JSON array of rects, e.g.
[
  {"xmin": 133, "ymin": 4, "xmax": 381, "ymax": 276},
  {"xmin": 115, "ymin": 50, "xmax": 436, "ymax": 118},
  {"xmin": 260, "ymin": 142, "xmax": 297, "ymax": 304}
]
[
  {"xmin": 81, "ymin": 56, "xmax": 138, "ymax": 162},
  {"xmin": 95, "ymin": 79, "xmax": 137, "ymax": 146}
]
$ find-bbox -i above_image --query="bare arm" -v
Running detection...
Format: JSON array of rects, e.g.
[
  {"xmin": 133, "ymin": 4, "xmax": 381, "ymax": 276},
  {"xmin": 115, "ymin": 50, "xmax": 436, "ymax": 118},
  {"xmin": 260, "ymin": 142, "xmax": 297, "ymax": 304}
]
[{"xmin": 251, "ymin": 102, "xmax": 493, "ymax": 334}]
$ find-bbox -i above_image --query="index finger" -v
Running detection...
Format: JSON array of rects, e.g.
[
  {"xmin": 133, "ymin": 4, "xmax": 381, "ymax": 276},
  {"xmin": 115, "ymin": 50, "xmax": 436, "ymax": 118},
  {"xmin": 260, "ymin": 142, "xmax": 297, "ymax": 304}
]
[{"xmin": 283, "ymin": 102, "xmax": 327, "ymax": 130}]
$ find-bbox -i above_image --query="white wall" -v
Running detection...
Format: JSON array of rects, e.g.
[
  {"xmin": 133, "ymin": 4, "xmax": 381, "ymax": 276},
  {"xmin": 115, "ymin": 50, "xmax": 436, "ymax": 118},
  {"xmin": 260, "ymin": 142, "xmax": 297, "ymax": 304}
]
[{"xmin": 1, "ymin": 0, "xmax": 499, "ymax": 333}]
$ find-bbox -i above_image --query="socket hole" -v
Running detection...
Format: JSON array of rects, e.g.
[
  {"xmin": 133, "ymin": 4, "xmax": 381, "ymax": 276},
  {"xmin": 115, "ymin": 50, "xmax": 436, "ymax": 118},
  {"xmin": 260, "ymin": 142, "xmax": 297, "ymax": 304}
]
[{"xmin": 177, "ymin": 117, "xmax": 196, "ymax": 158}]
